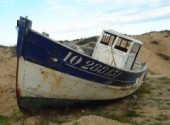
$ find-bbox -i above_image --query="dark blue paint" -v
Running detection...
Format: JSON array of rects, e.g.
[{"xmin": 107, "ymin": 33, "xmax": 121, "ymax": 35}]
[{"xmin": 17, "ymin": 17, "xmax": 32, "ymax": 57}]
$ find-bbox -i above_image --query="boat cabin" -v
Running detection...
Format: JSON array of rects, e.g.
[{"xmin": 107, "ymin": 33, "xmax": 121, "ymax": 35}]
[{"xmin": 92, "ymin": 29, "xmax": 143, "ymax": 70}]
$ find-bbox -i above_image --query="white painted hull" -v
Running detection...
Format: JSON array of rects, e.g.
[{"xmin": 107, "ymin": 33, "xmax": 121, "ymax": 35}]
[{"xmin": 17, "ymin": 57, "xmax": 143, "ymax": 101}]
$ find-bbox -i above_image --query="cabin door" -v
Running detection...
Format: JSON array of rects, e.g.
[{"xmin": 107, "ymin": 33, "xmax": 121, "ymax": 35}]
[{"xmin": 112, "ymin": 49, "xmax": 127, "ymax": 68}]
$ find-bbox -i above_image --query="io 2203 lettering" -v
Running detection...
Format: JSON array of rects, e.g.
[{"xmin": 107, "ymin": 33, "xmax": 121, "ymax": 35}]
[{"xmin": 63, "ymin": 52, "xmax": 122, "ymax": 79}]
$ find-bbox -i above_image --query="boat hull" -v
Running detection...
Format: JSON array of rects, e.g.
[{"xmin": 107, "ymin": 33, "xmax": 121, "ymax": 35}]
[
  {"xmin": 17, "ymin": 57, "xmax": 144, "ymax": 114},
  {"xmin": 18, "ymin": 57, "xmax": 143, "ymax": 99},
  {"xmin": 16, "ymin": 17, "xmax": 147, "ymax": 114}
]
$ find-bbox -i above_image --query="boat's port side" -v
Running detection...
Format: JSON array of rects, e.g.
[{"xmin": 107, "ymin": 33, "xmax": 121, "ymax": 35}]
[
  {"xmin": 17, "ymin": 57, "xmax": 142, "ymax": 100},
  {"xmin": 16, "ymin": 57, "xmax": 144, "ymax": 114},
  {"xmin": 16, "ymin": 17, "xmax": 147, "ymax": 115}
]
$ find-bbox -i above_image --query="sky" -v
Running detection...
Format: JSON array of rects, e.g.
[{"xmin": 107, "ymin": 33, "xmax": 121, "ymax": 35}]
[{"xmin": 0, "ymin": 0, "xmax": 170, "ymax": 46}]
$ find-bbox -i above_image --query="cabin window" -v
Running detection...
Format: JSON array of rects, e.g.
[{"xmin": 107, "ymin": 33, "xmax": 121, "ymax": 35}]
[
  {"xmin": 100, "ymin": 33, "xmax": 116, "ymax": 46},
  {"xmin": 115, "ymin": 38, "xmax": 131, "ymax": 52},
  {"xmin": 131, "ymin": 44, "xmax": 140, "ymax": 53}
]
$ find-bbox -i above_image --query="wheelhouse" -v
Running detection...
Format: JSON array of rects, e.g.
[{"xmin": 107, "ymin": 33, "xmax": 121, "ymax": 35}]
[{"xmin": 92, "ymin": 29, "xmax": 143, "ymax": 70}]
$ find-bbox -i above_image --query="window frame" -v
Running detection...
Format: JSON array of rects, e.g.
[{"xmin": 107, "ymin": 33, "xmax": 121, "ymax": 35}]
[
  {"xmin": 100, "ymin": 32, "xmax": 116, "ymax": 46},
  {"xmin": 114, "ymin": 37, "xmax": 131, "ymax": 52}
]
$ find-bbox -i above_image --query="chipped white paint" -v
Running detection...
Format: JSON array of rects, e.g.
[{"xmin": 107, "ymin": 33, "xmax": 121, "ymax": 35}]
[
  {"xmin": 50, "ymin": 57, "xmax": 58, "ymax": 62},
  {"xmin": 17, "ymin": 57, "xmax": 144, "ymax": 100}
]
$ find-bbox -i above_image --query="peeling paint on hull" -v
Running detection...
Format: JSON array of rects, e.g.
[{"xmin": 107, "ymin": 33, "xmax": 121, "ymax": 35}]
[
  {"xmin": 16, "ymin": 57, "xmax": 144, "ymax": 114},
  {"xmin": 18, "ymin": 57, "xmax": 143, "ymax": 99}
]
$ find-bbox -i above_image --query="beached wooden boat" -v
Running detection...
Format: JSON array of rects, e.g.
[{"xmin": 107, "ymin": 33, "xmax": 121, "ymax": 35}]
[{"xmin": 16, "ymin": 17, "xmax": 147, "ymax": 114}]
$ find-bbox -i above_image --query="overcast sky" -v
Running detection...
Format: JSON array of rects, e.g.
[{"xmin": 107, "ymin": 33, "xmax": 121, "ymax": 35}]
[{"xmin": 1, "ymin": 0, "xmax": 170, "ymax": 46}]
